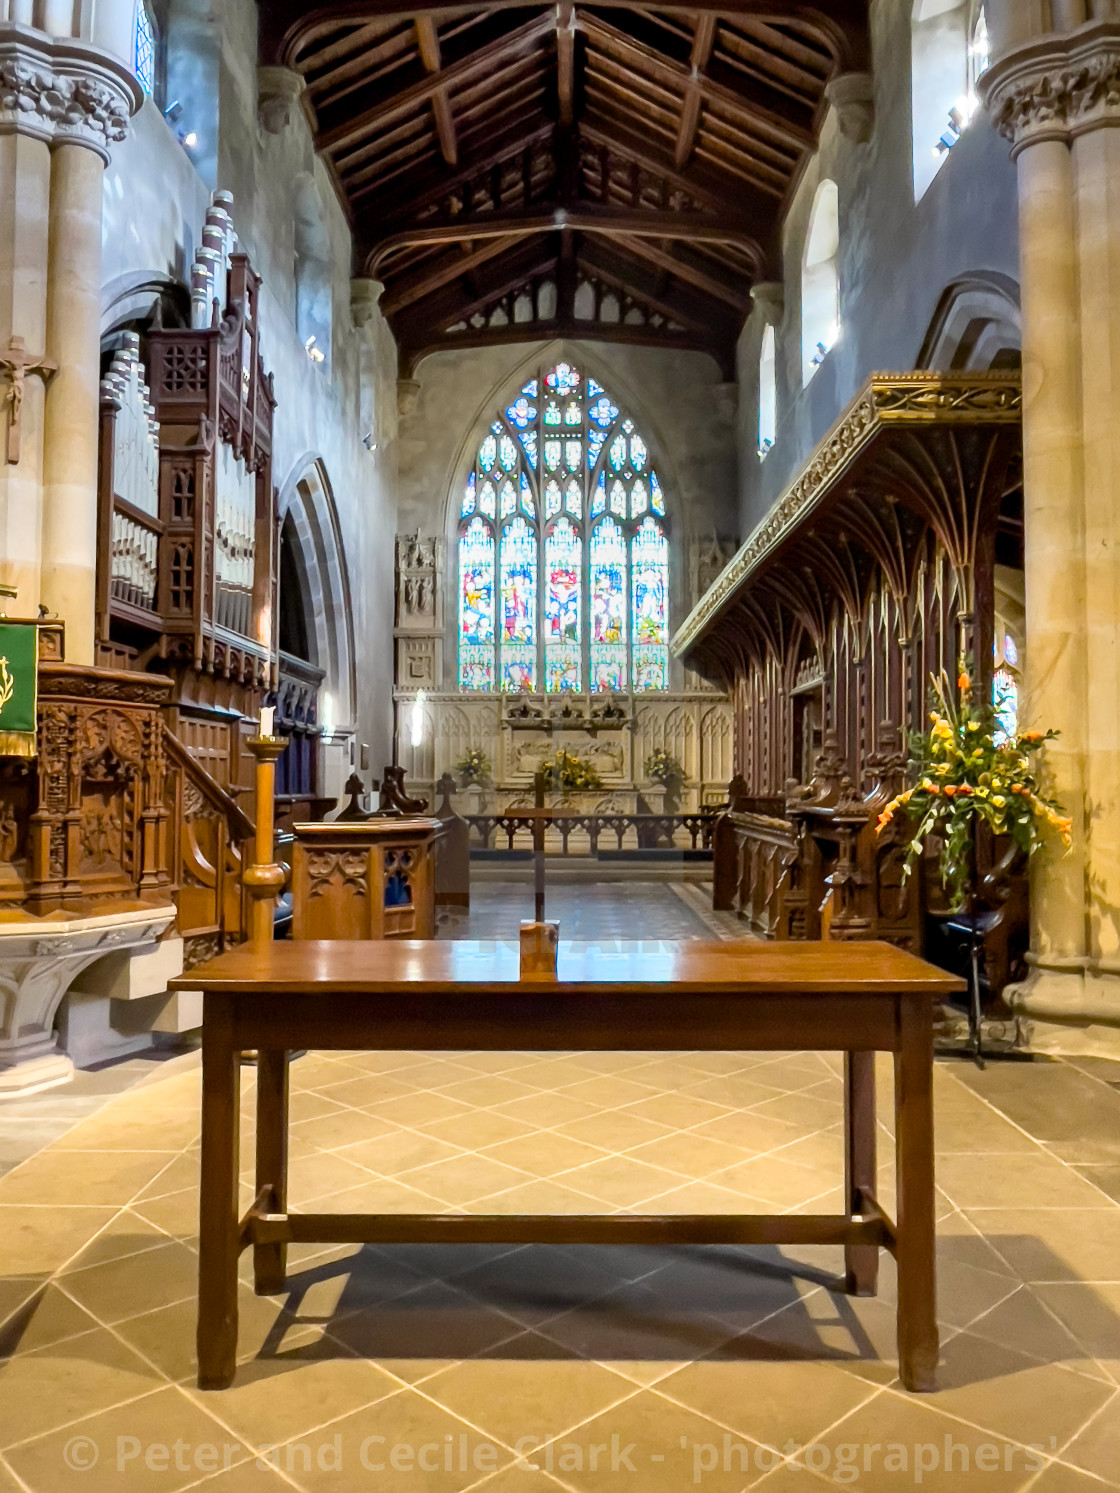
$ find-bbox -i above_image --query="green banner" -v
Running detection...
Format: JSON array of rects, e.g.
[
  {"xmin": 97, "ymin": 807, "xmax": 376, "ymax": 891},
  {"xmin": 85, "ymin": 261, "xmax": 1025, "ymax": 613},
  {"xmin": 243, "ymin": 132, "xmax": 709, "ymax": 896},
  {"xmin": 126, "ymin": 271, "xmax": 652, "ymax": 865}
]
[{"xmin": 0, "ymin": 621, "xmax": 38, "ymax": 756}]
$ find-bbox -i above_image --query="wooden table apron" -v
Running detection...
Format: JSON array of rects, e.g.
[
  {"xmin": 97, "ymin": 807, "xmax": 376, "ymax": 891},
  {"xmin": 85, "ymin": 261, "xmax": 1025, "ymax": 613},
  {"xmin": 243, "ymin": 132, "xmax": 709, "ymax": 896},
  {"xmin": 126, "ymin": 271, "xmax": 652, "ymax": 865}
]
[{"xmin": 180, "ymin": 940, "xmax": 962, "ymax": 1395}]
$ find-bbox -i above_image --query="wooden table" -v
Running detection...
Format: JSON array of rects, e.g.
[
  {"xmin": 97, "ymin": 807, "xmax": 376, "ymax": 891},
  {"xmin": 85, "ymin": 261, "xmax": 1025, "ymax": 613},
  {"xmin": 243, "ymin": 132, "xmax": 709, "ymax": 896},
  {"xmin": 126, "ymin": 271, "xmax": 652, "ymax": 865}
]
[{"xmin": 174, "ymin": 939, "xmax": 964, "ymax": 1393}]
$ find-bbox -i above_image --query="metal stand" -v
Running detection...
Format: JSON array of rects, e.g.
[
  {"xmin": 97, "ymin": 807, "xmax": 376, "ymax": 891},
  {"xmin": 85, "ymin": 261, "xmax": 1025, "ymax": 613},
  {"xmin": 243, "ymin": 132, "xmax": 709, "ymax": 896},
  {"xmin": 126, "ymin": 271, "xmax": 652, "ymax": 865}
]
[{"xmin": 940, "ymin": 910, "xmax": 1029, "ymax": 1068}]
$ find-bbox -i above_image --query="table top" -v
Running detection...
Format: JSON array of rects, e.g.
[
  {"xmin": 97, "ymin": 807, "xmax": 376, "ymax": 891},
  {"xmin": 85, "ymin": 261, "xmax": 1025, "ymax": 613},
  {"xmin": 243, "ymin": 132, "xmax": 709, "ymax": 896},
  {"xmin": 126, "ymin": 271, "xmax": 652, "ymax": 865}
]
[{"xmin": 172, "ymin": 939, "xmax": 966, "ymax": 998}]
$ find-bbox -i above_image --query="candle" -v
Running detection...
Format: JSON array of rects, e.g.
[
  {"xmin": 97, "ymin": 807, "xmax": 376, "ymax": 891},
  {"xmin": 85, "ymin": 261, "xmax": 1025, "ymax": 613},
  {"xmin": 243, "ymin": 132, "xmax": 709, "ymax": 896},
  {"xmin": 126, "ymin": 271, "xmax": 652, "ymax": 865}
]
[{"xmin": 259, "ymin": 706, "xmax": 275, "ymax": 738}]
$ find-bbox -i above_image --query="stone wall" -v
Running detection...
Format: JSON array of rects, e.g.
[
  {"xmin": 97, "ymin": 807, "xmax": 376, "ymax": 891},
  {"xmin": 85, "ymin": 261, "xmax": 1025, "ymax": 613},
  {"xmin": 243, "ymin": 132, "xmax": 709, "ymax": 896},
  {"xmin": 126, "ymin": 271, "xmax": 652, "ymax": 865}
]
[{"xmin": 735, "ymin": 0, "xmax": 1022, "ymax": 537}]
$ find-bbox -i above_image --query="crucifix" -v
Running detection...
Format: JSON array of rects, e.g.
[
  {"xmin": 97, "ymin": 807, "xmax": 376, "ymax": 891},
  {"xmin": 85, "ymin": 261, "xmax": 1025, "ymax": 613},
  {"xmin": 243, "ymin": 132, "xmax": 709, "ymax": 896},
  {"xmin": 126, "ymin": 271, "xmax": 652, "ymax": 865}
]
[{"xmin": 0, "ymin": 336, "xmax": 57, "ymax": 465}]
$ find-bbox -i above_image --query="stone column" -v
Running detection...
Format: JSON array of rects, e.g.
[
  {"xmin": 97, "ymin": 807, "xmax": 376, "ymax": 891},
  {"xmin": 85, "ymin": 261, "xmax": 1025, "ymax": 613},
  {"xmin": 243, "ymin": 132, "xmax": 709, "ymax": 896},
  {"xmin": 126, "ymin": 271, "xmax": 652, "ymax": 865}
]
[
  {"xmin": 982, "ymin": 17, "xmax": 1120, "ymax": 1046},
  {"xmin": 40, "ymin": 142, "xmax": 106, "ymax": 664},
  {"xmin": 0, "ymin": 32, "xmax": 143, "ymax": 665},
  {"xmin": 1072, "ymin": 69, "xmax": 1120, "ymax": 974},
  {"xmin": 0, "ymin": 128, "xmax": 51, "ymax": 609}
]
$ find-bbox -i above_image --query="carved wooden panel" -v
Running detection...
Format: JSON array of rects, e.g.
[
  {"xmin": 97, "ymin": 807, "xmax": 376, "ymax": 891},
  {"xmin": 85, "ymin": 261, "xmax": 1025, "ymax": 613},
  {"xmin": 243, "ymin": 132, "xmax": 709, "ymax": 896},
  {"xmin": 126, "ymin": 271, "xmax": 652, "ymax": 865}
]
[{"xmin": 291, "ymin": 821, "xmax": 438, "ymax": 941}]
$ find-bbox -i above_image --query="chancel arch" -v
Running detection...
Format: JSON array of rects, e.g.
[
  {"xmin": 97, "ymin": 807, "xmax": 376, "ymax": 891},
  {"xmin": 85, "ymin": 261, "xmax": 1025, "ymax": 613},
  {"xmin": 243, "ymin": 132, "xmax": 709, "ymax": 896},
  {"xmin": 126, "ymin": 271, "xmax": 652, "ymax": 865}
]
[{"xmin": 454, "ymin": 357, "xmax": 673, "ymax": 695}]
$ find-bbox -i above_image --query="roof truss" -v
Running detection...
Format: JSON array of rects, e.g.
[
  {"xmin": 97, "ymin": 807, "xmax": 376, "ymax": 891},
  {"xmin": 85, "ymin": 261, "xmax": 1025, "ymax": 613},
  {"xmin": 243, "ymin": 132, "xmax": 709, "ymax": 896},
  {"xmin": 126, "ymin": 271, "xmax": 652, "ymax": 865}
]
[{"xmin": 263, "ymin": 1, "xmax": 870, "ymax": 370}]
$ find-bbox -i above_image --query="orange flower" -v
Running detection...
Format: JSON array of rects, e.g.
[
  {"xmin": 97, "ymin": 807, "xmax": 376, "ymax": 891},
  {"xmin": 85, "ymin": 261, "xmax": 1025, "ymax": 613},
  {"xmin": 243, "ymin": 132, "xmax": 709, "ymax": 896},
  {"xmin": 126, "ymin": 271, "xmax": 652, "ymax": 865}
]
[{"xmin": 943, "ymin": 784, "xmax": 957, "ymax": 797}]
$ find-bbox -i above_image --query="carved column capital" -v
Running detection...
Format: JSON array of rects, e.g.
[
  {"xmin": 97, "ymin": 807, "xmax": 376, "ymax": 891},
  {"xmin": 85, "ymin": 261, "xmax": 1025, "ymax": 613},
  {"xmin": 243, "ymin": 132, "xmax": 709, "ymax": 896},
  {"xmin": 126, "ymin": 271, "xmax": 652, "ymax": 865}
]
[
  {"xmin": 257, "ymin": 65, "xmax": 308, "ymax": 134},
  {"xmin": 980, "ymin": 21, "xmax": 1120, "ymax": 156},
  {"xmin": 0, "ymin": 32, "xmax": 142, "ymax": 163},
  {"xmin": 350, "ymin": 277, "xmax": 385, "ymax": 329},
  {"xmin": 397, "ymin": 376, "xmax": 421, "ymax": 417},
  {"xmin": 825, "ymin": 71, "xmax": 875, "ymax": 145},
  {"xmin": 750, "ymin": 281, "xmax": 785, "ymax": 325}
]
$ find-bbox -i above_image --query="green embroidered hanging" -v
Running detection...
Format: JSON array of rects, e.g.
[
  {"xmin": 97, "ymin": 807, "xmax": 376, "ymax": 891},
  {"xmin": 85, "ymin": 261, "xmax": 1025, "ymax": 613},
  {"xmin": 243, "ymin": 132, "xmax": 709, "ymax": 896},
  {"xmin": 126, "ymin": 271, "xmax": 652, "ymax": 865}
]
[{"xmin": 0, "ymin": 621, "xmax": 38, "ymax": 758}]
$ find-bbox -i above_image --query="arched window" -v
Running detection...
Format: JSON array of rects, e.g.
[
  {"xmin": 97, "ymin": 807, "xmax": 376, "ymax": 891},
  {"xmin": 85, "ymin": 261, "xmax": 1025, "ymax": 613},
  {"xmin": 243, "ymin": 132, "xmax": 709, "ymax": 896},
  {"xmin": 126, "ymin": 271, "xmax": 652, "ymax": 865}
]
[
  {"xmin": 911, "ymin": 1, "xmax": 989, "ymax": 200},
  {"xmin": 802, "ymin": 181, "xmax": 839, "ymax": 385},
  {"xmin": 133, "ymin": 2, "xmax": 156, "ymax": 98},
  {"xmin": 758, "ymin": 323, "xmax": 777, "ymax": 457},
  {"xmin": 457, "ymin": 361, "xmax": 670, "ymax": 694}
]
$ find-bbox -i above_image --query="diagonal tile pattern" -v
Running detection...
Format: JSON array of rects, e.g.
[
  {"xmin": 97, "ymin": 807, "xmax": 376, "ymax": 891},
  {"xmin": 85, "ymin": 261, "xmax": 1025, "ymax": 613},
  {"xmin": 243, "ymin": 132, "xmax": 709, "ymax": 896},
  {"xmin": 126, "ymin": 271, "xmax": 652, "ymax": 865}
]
[{"xmin": 2, "ymin": 883, "xmax": 1120, "ymax": 1491}]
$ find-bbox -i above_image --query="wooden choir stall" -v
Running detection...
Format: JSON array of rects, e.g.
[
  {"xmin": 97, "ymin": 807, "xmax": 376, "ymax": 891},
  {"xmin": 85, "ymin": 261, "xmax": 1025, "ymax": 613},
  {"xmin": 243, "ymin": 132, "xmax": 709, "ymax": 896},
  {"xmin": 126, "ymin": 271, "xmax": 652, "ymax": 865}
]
[{"xmin": 686, "ymin": 373, "xmax": 1029, "ymax": 1012}]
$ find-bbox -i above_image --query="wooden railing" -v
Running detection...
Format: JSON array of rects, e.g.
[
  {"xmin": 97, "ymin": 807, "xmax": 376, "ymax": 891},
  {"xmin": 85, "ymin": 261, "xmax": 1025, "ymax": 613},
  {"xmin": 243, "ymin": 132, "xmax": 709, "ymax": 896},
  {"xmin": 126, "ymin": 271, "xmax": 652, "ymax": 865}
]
[
  {"xmin": 465, "ymin": 811, "xmax": 716, "ymax": 855},
  {"xmin": 164, "ymin": 729, "xmax": 254, "ymax": 968}
]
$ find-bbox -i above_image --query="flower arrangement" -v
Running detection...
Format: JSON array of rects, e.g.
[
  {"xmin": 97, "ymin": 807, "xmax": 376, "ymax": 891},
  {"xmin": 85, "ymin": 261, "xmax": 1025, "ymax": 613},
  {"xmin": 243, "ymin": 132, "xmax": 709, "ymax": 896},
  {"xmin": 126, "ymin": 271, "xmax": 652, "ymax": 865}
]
[
  {"xmin": 453, "ymin": 747, "xmax": 491, "ymax": 788},
  {"xmin": 877, "ymin": 663, "xmax": 1071, "ymax": 911},
  {"xmin": 644, "ymin": 749, "xmax": 685, "ymax": 787},
  {"xmin": 549, "ymin": 748, "xmax": 603, "ymax": 794}
]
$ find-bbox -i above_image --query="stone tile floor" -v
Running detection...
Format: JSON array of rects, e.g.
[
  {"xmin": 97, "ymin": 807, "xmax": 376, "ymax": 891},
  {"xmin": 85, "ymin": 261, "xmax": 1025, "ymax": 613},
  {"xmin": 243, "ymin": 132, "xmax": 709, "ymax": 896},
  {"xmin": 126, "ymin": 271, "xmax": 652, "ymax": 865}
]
[
  {"xmin": 2, "ymin": 1047, "xmax": 1119, "ymax": 1492},
  {"xmin": 0, "ymin": 883, "xmax": 1118, "ymax": 1491}
]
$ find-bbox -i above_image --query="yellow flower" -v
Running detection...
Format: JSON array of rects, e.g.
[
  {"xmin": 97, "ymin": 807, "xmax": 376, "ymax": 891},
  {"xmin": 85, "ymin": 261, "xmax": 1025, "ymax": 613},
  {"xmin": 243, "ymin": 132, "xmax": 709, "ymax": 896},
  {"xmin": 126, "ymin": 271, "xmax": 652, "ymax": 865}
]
[{"xmin": 992, "ymin": 795, "xmax": 1006, "ymax": 809}]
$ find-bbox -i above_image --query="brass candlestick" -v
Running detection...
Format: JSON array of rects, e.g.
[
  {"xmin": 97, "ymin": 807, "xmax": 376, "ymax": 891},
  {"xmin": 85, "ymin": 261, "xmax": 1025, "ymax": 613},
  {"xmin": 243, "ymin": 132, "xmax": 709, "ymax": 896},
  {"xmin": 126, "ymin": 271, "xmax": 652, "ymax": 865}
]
[{"xmin": 244, "ymin": 734, "xmax": 287, "ymax": 947}]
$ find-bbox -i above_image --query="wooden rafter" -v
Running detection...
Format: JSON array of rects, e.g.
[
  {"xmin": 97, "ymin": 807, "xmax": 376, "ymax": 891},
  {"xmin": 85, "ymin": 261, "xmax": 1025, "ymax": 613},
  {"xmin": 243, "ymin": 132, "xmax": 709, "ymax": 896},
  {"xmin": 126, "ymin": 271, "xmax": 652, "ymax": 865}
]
[
  {"xmin": 267, "ymin": 2, "xmax": 870, "ymax": 71},
  {"xmin": 367, "ymin": 203, "xmax": 764, "ymax": 272},
  {"xmin": 268, "ymin": 0, "xmax": 870, "ymax": 373},
  {"xmin": 676, "ymin": 14, "xmax": 716, "ymax": 168},
  {"xmin": 608, "ymin": 234, "xmax": 751, "ymax": 312},
  {"xmin": 380, "ymin": 234, "xmax": 532, "ymax": 316},
  {"xmin": 557, "ymin": 0, "xmax": 575, "ymax": 127},
  {"xmin": 415, "ymin": 17, "xmax": 458, "ymax": 166},
  {"xmin": 354, "ymin": 122, "xmax": 555, "ymax": 211},
  {"xmin": 578, "ymin": 12, "xmax": 816, "ymax": 152},
  {"xmin": 318, "ymin": 13, "xmax": 554, "ymax": 156}
]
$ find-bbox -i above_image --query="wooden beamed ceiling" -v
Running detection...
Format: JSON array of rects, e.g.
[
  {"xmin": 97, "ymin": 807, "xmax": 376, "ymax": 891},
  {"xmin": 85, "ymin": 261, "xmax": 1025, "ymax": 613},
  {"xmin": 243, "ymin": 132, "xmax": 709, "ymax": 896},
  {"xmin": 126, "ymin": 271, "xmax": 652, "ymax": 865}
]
[{"xmin": 260, "ymin": 2, "xmax": 869, "ymax": 375}]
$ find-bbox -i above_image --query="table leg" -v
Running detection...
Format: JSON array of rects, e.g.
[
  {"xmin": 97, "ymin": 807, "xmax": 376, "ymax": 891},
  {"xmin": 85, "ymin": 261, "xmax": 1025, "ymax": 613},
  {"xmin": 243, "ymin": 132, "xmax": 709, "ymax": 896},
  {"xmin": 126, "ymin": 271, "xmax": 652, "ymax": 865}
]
[
  {"xmin": 197, "ymin": 997, "xmax": 240, "ymax": 1390},
  {"xmin": 843, "ymin": 1049, "xmax": 878, "ymax": 1296},
  {"xmin": 254, "ymin": 1047, "xmax": 289, "ymax": 1295},
  {"xmin": 894, "ymin": 995, "xmax": 939, "ymax": 1391}
]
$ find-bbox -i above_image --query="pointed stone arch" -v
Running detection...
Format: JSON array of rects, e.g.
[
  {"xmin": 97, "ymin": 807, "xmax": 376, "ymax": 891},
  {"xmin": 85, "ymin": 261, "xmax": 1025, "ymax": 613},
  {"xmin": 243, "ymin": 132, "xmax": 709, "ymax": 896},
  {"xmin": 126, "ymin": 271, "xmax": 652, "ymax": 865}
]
[{"xmin": 276, "ymin": 455, "xmax": 356, "ymax": 736}]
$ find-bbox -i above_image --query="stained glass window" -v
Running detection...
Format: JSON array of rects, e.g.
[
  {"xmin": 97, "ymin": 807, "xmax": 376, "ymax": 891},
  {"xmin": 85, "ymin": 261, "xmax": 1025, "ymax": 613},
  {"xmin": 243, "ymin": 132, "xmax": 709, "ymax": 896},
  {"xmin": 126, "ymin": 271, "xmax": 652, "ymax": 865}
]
[
  {"xmin": 993, "ymin": 633, "xmax": 1019, "ymax": 744},
  {"xmin": 134, "ymin": 3, "xmax": 156, "ymax": 98},
  {"xmin": 590, "ymin": 518, "xmax": 627, "ymax": 691},
  {"xmin": 545, "ymin": 518, "xmax": 582, "ymax": 692},
  {"xmin": 458, "ymin": 517, "xmax": 494, "ymax": 690},
  {"xmin": 456, "ymin": 360, "xmax": 671, "ymax": 693},
  {"xmin": 500, "ymin": 517, "xmax": 536, "ymax": 692},
  {"xmin": 461, "ymin": 473, "xmax": 476, "ymax": 518},
  {"xmin": 631, "ymin": 518, "xmax": 669, "ymax": 690}
]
